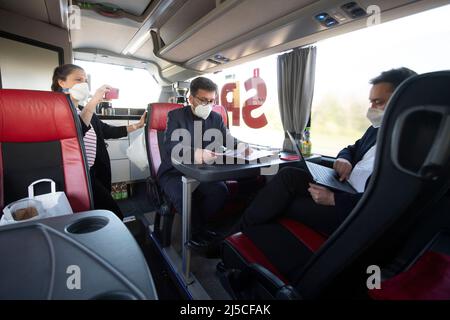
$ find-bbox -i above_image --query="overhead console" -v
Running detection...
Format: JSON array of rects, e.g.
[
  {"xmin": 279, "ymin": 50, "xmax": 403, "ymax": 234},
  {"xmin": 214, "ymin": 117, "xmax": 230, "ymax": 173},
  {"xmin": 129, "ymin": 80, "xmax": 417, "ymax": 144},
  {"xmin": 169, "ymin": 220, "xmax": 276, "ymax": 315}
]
[{"xmin": 153, "ymin": 0, "xmax": 447, "ymax": 79}]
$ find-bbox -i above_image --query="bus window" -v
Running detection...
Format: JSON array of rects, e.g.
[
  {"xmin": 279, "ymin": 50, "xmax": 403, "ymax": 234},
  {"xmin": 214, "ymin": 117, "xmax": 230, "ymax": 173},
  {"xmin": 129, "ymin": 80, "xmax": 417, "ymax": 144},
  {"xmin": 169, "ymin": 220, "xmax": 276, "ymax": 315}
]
[
  {"xmin": 0, "ymin": 36, "xmax": 61, "ymax": 90},
  {"xmin": 203, "ymin": 54, "xmax": 284, "ymax": 148},
  {"xmin": 311, "ymin": 4, "xmax": 450, "ymax": 156},
  {"xmin": 74, "ymin": 60, "xmax": 161, "ymax": 109}
]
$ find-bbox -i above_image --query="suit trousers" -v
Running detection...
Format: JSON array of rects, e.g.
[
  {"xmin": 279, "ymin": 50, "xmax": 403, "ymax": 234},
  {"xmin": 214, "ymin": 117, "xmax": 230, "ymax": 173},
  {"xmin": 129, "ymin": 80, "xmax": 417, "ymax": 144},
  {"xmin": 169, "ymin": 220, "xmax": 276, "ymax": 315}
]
[
  {"xmin": 238, "ymin": 166, "xmax": 351, "ymax": 236},
  {"xmin": 159, "ymin": 171, "xmax": 228, "ymax": 231}
]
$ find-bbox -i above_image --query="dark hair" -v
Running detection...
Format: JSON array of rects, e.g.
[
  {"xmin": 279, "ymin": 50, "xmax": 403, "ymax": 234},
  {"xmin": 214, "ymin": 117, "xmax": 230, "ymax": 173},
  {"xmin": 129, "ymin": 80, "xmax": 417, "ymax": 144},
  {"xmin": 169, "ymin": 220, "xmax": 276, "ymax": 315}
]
[
  {"xmin": 51, "ymin": 64, "xmax": 84, "ymax": 92},
  {"xmin": 190, "ymin": 77, "xmax": 218, "ymax": 96},
  {"xmin": 370, "ymin": 67, "xmax": 418, "ymax": 91}
]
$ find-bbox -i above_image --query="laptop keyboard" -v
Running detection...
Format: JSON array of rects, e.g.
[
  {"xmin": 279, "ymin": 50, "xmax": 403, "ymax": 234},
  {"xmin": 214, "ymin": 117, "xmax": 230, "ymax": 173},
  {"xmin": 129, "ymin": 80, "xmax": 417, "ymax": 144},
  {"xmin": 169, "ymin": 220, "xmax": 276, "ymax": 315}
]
[
  {"xmin": 306, "ymin": 162, "xmax": 356, "ymax": 193},
  {"xmin": 307, "ymin": 162, "xmax": 338, "ymax": 183}
]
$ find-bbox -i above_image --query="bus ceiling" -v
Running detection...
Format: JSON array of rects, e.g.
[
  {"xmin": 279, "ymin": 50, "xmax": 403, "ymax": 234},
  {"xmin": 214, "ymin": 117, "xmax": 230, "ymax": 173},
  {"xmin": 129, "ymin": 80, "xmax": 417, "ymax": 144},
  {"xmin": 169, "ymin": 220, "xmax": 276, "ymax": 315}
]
[{"xmin": 0, "ymin": 0, "xmax": 448, "ymax": 82}]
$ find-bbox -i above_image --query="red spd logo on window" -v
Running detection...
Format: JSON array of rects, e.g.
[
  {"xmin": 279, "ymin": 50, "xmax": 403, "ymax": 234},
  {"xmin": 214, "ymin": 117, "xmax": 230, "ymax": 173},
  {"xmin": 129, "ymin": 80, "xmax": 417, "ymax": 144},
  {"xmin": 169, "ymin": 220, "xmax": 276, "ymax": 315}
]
[{"xmin": 220, "ymin": 68, "xmax": 268, "ymax": 129}]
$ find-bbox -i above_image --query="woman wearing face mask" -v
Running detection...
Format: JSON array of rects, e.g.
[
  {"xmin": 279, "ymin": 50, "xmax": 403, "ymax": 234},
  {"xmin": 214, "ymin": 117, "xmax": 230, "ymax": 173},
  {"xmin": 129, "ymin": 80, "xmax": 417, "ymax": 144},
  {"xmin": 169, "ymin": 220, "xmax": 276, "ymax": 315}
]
[{"xmin": 51, "ymin": 64, "xmax": 146, "ymax": 219}]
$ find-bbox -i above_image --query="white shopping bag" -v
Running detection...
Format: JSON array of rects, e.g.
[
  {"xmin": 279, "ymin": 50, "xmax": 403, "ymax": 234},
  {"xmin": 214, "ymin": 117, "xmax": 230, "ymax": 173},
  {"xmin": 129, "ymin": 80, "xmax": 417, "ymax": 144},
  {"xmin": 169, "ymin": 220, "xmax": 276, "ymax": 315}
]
[
  {"xmin": 1, "ymin": 198, "xmax": 46, "ymax": 226},
  {"xmin": 28, "ymin": 179, "xmax": 73, "ymax": 217},
  {"xmin": 126, "ymin": 129, "xmax": 149, "ymax": 171},
  {"xmin": 1, "ymin": 179, "xmax": 73, "ymax": 226}
]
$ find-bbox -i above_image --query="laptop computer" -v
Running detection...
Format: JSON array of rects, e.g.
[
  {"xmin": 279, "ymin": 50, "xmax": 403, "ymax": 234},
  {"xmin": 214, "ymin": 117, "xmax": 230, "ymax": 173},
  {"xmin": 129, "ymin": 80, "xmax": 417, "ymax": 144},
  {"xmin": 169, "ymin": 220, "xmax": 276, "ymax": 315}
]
[{"xmin": 286, "ymin": 131, "xmax": 357, "ymax": 194}]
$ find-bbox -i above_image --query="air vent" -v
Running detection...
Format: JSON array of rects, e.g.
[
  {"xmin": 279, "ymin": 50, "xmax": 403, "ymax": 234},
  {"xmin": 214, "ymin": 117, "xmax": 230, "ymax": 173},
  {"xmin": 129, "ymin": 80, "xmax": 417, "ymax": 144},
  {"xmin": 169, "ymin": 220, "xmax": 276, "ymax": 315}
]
[
  {"xmin": 315, "ymin": 2, "xmax": 367, "ymax": 28},
  {"xmin": 341, "ymin": 2, "xmax": 367, "ymax": 18},
  {"xmin": 207, "ymin": 59, "xmax": 222, "ymax": 65},
  {"xmin": 214, "ymin": 54, "xmax": 230, "ymax": 63}
]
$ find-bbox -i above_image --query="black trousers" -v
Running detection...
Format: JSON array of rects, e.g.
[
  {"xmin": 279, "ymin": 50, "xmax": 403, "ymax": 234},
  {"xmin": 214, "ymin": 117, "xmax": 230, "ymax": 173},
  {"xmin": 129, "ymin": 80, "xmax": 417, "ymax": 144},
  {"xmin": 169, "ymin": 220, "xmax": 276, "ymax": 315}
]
[
  {"xmin": 90, "ymin": 170, "xmax": 123, "ymax": 220},
  {"xmin": 238, "ymin": 167, "xmax": 351, "ymax": 236},
  {"xmin": 159, "ymin": 171, "xmax": 228, "ymax": 231}
]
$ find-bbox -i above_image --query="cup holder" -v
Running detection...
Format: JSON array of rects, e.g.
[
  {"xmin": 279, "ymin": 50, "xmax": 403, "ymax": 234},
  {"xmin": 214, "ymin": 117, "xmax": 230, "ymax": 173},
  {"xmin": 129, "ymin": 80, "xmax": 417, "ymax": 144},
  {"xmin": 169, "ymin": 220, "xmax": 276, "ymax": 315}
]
[
  {"xmin": 91, "ymin": 291, "xmax": 138, "ymax": 300},
  {"xmin": 66, "ymin": 217, "xmax": 109, "ymax": 234}
]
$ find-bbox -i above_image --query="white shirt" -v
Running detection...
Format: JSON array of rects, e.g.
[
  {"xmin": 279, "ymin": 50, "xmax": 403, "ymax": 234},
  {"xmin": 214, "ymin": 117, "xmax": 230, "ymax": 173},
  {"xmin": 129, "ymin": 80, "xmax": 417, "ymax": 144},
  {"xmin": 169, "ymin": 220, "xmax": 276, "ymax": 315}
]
[
  {"xmin": 348, "ymin": 145, "xmax": 377, "ymax": 193},
  {"xmin": 77, "ymin": 109, "xmax": 97, "ymax": 168}
]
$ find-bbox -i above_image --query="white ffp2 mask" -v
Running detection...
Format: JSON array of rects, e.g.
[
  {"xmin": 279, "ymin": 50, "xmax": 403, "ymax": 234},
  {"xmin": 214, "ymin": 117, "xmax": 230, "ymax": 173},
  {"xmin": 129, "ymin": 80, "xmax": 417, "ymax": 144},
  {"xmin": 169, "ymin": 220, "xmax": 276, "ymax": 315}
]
[
  {"xmin": 193, "ymin": 103, "xmax": 212, "ymax": 120},
  {"xmin": 66, "ymin": 83, "xmax": 91, "ymax": 103},
  {"xmin": 366, "ymin": 108, "xmax": 384, "ymax": 128}
]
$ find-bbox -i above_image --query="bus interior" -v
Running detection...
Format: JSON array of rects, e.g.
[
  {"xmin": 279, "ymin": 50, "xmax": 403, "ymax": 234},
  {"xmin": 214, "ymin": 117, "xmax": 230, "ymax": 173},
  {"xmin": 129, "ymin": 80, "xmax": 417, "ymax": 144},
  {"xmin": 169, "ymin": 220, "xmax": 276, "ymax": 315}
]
[{"xmin": 0, "ymin": 0, "xmax": 449, "ymax": 301}]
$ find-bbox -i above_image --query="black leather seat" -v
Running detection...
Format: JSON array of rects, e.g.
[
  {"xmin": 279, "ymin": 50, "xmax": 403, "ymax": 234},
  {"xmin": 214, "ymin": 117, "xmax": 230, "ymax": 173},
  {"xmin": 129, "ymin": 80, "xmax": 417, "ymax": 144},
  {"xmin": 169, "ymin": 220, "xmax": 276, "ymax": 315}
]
[{"xmin": 218, "ymin": 71, "xmax": 450, "ymax": 299}]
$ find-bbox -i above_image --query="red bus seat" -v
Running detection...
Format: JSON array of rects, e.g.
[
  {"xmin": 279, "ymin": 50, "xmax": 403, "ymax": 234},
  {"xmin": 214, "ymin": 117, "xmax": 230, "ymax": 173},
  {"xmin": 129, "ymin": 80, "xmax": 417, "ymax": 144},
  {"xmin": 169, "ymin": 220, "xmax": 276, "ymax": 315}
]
[
  {"xmin": 0, "ymin": 89, "xmax": 93, "ymax": 214},
  {"xmin": 145, "ymin": 103, "xmax": 247, "ymax": 248}
]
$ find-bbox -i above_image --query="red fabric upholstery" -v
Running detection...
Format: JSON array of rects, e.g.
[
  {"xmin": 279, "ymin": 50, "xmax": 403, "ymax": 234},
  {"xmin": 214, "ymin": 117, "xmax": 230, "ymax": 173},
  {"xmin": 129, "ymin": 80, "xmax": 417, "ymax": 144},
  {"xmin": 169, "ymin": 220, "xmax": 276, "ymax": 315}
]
[
  {"xmin": 370, "ymin": 251, "xmax": 450, "ymax": 300},
  {"xmin": 147, "ymin": 103, "xmax": 182, "ymax": 177},
  {"xmin": 60, "ymin": 138, "xmax": 92, "ymax": 212},
  {"xmin": 278, "ymin": 218, "xmax": 327, "ymax": 252},
  {"xmin": 0, "ymin": 90, "xmax": 78, "ymax": 142},
  {"xmin": 224, "ymin": 219, "xmax": 327, "ymax": 286},
  {"xmin": 226, "ymin": 232, "xmax": 288, "ymax": 283},
  {"xmin": 0, "ymin": 144, "xmax": 3, "ymax": 209},
  {"xmin": 148, "ymin": 103, "xmax": 183, "ymax": 131},
  {"xmin": 212, "ymin": 104, "xmax": 228, "ymax": 126},
  {"xmin": 149, "ymin": 129, "xmax": 161, "ymax": 177},
  {"xmin": 0, "ymin": 89, "xmax": 92, "ymax": 212},
  {"xmin": 225, "ymin": 180, "xmax": 239, "ymax": 198},
  {"xmin": 148, "ymin": 103, "xmax": 228, "ymax": 131}
]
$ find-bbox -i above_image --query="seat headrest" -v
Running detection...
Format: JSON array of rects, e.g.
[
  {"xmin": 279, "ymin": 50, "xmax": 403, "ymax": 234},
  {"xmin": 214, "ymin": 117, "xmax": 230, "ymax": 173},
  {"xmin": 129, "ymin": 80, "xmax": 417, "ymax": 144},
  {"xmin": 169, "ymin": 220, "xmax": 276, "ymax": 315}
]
[
  {"xmin": 147, "ymin": 103, "xmax": 229, "ymax": 131},
  {"xmin": 148, "ymin": 103, "xmax": 183, "ymax": 131},
  {"xmin": 212, "ymin": 104, "xmax": 228, "ymax": 127},
  {"xmin": 0, "ymin": 89, "xmax": 77, "ymax": 143},
  {"xmin": 295, "ymin": 71, "xmax": 450, "ymax": 299},
  {"xmin": 387, "ymin": 71, "xmax": 450, "ymax": 180}
]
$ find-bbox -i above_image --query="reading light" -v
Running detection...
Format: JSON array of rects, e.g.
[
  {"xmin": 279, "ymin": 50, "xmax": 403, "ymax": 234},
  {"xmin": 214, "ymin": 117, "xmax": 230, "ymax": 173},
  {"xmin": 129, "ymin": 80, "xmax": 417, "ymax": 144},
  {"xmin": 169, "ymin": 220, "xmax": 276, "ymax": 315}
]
[
  {"xmin": 315, "ymin": 13, "xmax": 329, "ymax": 21},
  {"xmin": 314, "ymin": 12, "xmax": 339, "ymax": 28}
]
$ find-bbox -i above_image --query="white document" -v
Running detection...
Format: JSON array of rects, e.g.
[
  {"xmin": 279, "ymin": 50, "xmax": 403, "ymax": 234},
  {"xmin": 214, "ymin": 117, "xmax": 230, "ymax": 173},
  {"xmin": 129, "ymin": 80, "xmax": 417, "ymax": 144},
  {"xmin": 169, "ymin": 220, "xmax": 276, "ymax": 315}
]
[{"xmin": 216, "ymin": 149, "xmax": 275, "ymax": 162}]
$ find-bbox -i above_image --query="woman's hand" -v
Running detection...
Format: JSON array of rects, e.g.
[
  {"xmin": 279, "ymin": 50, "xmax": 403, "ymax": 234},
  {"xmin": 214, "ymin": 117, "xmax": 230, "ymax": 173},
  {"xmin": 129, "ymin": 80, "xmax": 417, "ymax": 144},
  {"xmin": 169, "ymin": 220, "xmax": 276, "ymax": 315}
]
[
  {"xmin": 84, "ymin": 85, "xmax": 112, "ymax": 114},
  {"xmin": 308, "ymin": 183, "xmax": 335, "ymax": 206},
  {"xmin": 91, "ymin": 85, "xmax": 112, "ymax": 105},
  {"xmin": 127, "ymin": 111, "xmax": 147, "ymax": 133},
  {"xmin": 136, "ymin": 111, "xmax": 147, "ymax": 129},
  {"xmin": 80, "ymin": 84, "xmax": 111, "ymax": 126}
]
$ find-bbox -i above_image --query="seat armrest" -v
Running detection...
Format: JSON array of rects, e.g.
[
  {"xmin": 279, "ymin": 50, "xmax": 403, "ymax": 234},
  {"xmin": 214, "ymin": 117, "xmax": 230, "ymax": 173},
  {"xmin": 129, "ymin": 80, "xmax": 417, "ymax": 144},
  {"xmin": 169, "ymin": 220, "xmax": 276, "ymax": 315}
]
[{"xmin": 248, "ymin": 264, "xmax": 302, "ymax": 300}]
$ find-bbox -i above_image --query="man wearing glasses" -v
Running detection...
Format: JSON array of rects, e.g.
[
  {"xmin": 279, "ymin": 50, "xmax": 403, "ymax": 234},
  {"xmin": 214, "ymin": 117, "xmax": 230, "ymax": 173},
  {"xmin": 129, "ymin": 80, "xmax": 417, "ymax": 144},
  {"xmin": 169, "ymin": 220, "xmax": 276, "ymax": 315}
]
[{"xmin": 157, "ymin": 77, "xmax": 248, "ymax": 248}]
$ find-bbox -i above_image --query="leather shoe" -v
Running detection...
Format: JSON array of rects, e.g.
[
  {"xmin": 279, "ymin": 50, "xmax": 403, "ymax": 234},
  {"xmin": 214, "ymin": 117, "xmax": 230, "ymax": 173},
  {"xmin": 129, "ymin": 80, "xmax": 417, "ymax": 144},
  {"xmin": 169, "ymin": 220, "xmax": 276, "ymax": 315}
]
[
  {"xmin": 189, "ymin": 231, "xmax": 212, "ymax": 252},
  {"xmin": 202, "ymin": 229, "xmax": 224, "ymax": 241}
]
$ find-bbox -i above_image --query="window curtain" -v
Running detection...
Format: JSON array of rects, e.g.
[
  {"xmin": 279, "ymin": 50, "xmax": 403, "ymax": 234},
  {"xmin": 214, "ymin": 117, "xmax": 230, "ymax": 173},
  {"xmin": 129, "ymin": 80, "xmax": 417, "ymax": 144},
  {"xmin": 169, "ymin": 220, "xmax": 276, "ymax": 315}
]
[{"xmin": 277, "ymin": 46, "xmax": 317, "ymax": 150}]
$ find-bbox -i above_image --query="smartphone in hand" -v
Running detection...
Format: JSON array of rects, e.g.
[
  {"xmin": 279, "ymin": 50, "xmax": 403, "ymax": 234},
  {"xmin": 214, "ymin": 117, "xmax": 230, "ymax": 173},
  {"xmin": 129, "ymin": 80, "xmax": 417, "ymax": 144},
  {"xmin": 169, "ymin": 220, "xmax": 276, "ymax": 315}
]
[{"xmin": 105, "ymin": 88, "xmax": 119, "ymax": 100}]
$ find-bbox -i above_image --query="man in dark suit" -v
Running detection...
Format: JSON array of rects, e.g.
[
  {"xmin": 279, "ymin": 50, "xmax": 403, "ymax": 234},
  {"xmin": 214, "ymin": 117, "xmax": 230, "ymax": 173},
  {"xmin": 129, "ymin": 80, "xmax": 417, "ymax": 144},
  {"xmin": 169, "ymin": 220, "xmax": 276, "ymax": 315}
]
[
  {"xmin": 233, "ymin": 67, "xmax": 417, "ymax": 236},
  {"xmin": 158, "ymin": 77, "xmax": 248, "ymax": 244}
]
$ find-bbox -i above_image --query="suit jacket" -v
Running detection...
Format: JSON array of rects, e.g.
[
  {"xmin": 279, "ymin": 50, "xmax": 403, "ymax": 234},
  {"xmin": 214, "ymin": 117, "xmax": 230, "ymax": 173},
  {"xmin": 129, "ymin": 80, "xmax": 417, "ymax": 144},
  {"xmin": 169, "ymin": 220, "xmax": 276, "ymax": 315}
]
[
  {"xmin": 157, "ymin": 106, "xmax": 238, "ymax": 180},
  {"xmin": 334, "ymin": 126, "xmax": 378, "ymax": 216}
]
